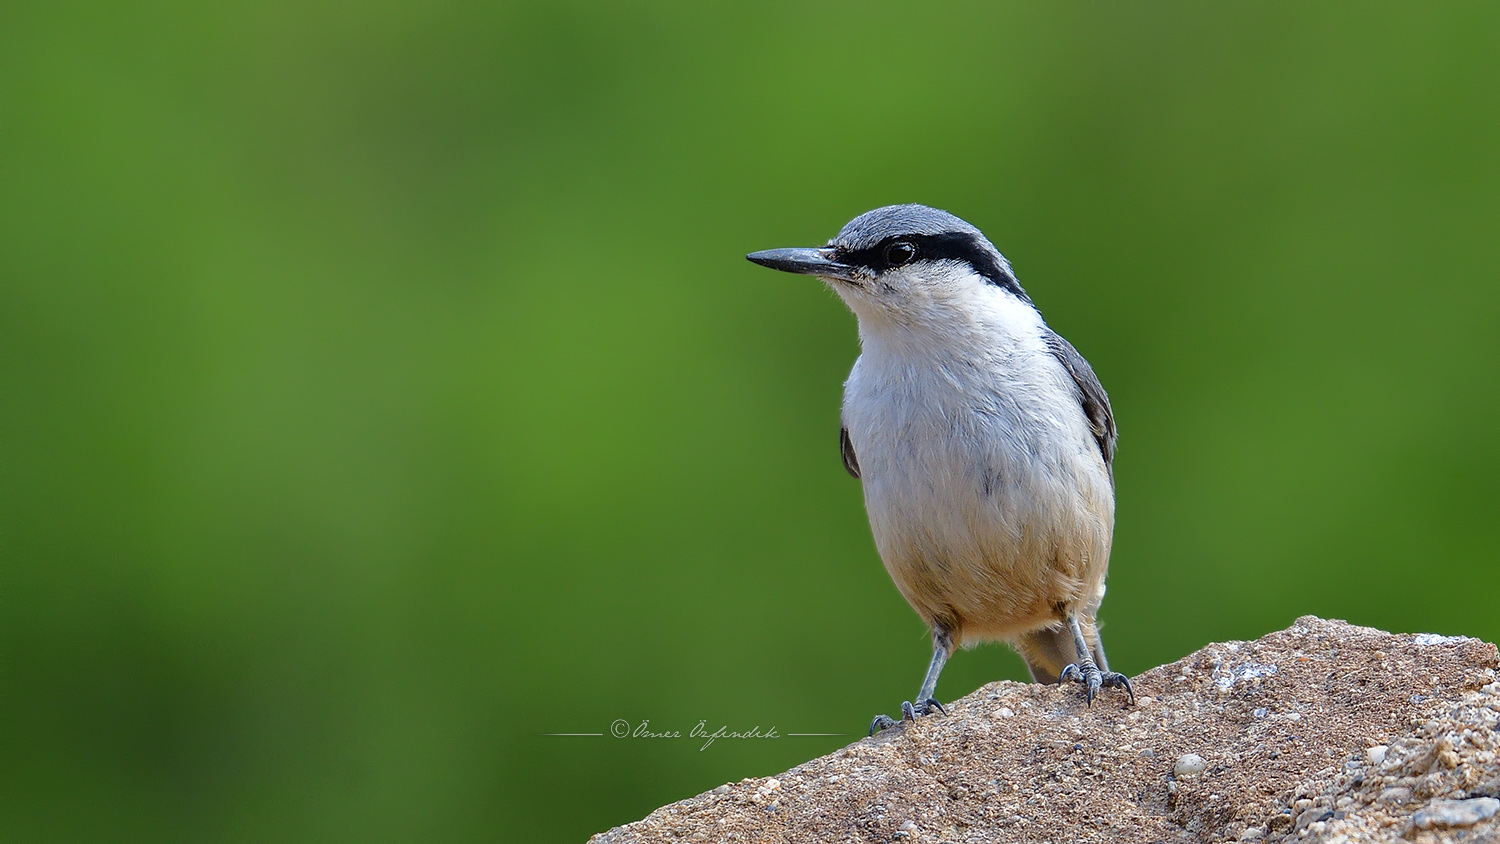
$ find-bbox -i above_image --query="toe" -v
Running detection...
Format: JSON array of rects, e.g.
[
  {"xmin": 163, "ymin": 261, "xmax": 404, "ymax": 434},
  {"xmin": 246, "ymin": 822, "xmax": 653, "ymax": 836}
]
[{"xmin": 1105, "ymin": 672, "xmax": 1136, "ymax": 703}]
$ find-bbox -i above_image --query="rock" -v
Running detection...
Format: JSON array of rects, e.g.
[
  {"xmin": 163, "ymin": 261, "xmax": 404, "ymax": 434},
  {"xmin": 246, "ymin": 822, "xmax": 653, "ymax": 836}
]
[
  {"xmin": 1296, "ymin": 806, "xmax": 1335, "ymax": 830},
  {"xmin": 1378, "ymin": 786, "xmax": 1411, "ymax": 804},
  {"xmin": 1412, "ymin": 797, "xmax": 1500, "ymax": 829},
  {"xmin": 1174, "ymin": 753, "xmax": 1208, "ymax": 778},
  {"xmin": 588, "ymin": 617, "xmax": 1500, "ymax": 844}
]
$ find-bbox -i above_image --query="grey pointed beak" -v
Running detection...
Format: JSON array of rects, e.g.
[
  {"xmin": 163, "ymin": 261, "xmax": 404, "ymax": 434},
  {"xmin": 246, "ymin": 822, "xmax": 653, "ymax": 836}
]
[{"xmin": 746, "ymin": 247, "xmax": 857, "ymax": 281}]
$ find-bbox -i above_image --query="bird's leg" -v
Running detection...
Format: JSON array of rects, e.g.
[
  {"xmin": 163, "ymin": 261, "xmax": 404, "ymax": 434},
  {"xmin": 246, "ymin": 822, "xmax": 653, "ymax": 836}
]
[
  {"xmin": 870, "ymin": 626, "xmax": 953, "ymax": 735},
  {"xmin": 903, "ymin": 631, "xmax": 951, "ymax": 720},
  {"xmin": 1091, "ymin": 628, "xmax": 1114, "ymax": 676},
  {"xmin": 1058, "ymin": 612, "xmax": 1134, "ymax": 706}
]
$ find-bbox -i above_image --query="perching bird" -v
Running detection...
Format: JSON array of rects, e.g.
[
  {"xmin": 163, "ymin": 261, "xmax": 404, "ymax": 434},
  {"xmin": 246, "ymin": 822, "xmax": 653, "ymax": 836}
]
[{"xmin": 747, "ymin": 204, "xmax": 1132, "ymax": 733}]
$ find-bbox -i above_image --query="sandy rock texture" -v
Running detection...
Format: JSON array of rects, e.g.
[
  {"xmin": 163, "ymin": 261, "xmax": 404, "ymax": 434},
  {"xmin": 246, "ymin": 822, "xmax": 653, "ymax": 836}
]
[{"xmin": 589, "ymin": 617, "xmax": 1500, "ymax": 844}]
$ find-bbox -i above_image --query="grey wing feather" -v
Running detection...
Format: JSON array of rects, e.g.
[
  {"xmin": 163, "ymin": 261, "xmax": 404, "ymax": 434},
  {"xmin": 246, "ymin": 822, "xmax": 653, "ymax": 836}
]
[
  {"xmin": 1042, "ymin": 329, "xmax": 1117, "ymax": 470},
  {"xmin": 839, "ymin": 425, "xmax": 861, "ymax": 479}
]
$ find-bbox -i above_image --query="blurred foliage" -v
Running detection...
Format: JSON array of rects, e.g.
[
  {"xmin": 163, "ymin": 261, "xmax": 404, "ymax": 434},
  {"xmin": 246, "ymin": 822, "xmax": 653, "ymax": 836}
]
[{"xmin": 4, "ymin": 2, "xmax": 1499, "ymax": 841}]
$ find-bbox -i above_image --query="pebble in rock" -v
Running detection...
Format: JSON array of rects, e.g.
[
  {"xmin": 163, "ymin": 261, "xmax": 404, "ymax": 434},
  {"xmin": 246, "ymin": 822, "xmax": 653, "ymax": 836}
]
[
  {"xmin": 1174, "ymin": 754, "xmax": 1208, "ymax": 778},
  {"xmin": 1378, "ymin": 787, "xmax": 1411, "ymax": 804},
  {"xmin": 1413, "ymin": 797, "xmax": 1500, "ymax": 830},
  {"xmin": 1295, "ymin": 807, "xmax": 1334, "ymax": 831}
]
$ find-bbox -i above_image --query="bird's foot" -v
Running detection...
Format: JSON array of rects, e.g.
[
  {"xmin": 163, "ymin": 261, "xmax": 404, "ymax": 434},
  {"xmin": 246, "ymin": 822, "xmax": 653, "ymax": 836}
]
[
  {"xmin": 868, "ymin": 698, "xmax": 946, "ymax": 735},
  {"xmin": 1060, "ymin": 661, "xmax": 1134, "ymax": 706}
]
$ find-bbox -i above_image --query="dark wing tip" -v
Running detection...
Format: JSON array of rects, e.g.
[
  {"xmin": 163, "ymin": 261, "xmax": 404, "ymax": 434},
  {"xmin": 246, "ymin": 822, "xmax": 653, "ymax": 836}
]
[
  {"xmin": 1042, "ymin": 330, "xmax": 1117, "ymax": 470},
  {"xmin": 839, "ymin": 426, "xmax": 861, "ymax": 479}
]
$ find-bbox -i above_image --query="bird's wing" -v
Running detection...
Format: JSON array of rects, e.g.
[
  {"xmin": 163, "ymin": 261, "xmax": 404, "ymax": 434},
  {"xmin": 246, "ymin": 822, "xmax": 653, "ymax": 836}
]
[
  {"xmin": 839, "ymin": 425, "xmax": 861, "ymax": 479},
  {"xmin": 1042, "ymin": 329, "xmax": 1117, "ymax": 471}
]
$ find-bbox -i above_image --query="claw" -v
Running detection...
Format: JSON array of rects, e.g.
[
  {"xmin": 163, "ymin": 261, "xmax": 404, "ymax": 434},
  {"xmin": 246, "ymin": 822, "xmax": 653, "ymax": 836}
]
[
  {"xmin": 871, "ymin": 697, "xmax": 946, "ymax": 735},
  {"xmin": 1061, "ymin": 661, "xmax": 1131, "ymax": 707},
  {"xmin": 903, "ymin": 698, "xmax": 946, "ymax": 720},
  {"xmin": 1103, "ymin": 671, "xmax": 1136, "ymax": 704},
  {"xmin": 1058, "ymin": 613, "xmax": 1132, "ymax": 707}
]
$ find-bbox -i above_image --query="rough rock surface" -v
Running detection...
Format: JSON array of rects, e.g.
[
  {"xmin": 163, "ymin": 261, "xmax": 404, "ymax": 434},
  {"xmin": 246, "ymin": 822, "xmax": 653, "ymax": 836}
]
[{"xmin": 589, "ymin": 617, "xmax": 1500, "ymax": 843}]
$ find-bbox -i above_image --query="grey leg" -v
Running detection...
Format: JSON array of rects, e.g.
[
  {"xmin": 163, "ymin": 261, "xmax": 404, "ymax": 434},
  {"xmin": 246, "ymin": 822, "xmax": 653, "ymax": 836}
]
[
  {"xmin": 1092, "ymin": 627, "xmax": 1113, "ymax": 675},
  {"xmin": 870, "ymin": 626, "xmax": 953, "ymax": 734}
]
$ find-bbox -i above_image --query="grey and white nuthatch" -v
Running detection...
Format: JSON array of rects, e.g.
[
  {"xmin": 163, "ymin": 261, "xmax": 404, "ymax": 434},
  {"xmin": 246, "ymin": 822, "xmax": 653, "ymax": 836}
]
[{"xmin": 748, "ymin": 204, "xmax": 1132, "ymax": 734}]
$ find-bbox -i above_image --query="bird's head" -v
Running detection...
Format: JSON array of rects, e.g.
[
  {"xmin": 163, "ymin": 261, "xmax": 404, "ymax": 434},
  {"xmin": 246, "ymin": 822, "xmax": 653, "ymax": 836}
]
[{"xmin": 747, "ymin": 204, "xmax": 1031, "ymax": 330}]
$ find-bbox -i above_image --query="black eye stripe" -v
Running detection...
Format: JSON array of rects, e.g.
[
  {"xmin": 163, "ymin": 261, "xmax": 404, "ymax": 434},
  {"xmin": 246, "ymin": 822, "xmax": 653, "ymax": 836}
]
[{"xmin": 837, "ymin": 232, "xmax": 1029, "ymax": 300}]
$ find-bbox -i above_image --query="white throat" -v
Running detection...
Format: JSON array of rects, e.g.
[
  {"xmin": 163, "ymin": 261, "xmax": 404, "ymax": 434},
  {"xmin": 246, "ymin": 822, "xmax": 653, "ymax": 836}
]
[{"xmin": 832, "ymin": 265, "xmax": 1049, "ymax": 366}]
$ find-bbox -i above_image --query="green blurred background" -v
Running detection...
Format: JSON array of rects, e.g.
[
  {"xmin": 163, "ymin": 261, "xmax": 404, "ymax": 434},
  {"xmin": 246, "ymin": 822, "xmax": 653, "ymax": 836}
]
[{"xmin": 5, "ymin": 2, "xmax": 1498, "ymax": 841}]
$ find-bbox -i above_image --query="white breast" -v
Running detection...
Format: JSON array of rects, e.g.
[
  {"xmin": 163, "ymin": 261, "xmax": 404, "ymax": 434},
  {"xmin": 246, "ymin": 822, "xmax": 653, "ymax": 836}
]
[{"xmin": 840, "ymin": 282, "xmax": 1114, "ymax": 645}]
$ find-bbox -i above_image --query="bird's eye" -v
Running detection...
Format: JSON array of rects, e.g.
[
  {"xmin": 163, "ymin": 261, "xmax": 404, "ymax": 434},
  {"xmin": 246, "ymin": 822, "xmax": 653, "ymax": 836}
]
[{"xmin": 884, "ymin": 241, "xmax": 917, "ymax": 267}]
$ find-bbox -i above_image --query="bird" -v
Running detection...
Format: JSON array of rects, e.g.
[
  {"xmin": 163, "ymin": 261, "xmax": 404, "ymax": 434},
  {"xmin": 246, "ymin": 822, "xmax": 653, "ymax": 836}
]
[{"xmin": 746, "ymin": 204, "xmax": 1133, "ymax": 734}]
